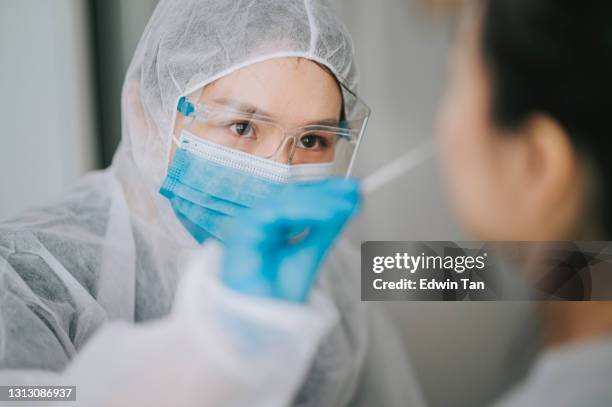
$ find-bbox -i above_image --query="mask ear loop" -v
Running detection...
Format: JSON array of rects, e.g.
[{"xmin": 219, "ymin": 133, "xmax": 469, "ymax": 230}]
[
  {"xmin": 166, "ymin": 71, "xmax": 208, "ymax": 151},
  {"xmin": 171, "ymin": 134, "xmax": 181, "ymax": 147},
  {"xmin": 165, "ymin": 94, "xmax": 201, "ymax": 170}
]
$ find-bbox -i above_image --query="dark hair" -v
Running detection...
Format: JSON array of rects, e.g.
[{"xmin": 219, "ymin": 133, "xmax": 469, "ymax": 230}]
[{"xmin": 481, "ymin": 0, "xmax": 612, "ymax": 236}]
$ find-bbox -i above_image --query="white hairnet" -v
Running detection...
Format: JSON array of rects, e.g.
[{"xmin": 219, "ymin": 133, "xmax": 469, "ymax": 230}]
[{"xmin": 0, "ymin": 0, "xmax": 426, "ymax": 405}]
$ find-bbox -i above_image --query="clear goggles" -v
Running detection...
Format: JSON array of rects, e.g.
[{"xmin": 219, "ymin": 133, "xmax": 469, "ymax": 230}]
[{"xmin": 173, "ymin": 85, "xmax": 370, "ymax": 176}]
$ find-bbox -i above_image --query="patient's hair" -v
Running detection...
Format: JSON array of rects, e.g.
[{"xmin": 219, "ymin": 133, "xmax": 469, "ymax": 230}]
[{"xmin": 481, "ymin": 0, "xmax": 612, "ymax": 236}]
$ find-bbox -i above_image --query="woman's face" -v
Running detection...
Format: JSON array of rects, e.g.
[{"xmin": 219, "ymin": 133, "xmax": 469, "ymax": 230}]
[
  {"xmin": 172, "ymin": 57, "xmax": 343, "ymax": 164},
  {"xmin": 436, "ymin": 9, "xmax": 586, "ymax": 240}
]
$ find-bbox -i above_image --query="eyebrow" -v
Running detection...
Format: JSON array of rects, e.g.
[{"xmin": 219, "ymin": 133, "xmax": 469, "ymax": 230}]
[
  {"xmin": 211, "ymin": 97, "xmax": 274, "ymax": 118},
  {"xmin": 211, "ymin": 97, "xmax": 341, "ymax": 127},
  {"xmin": 304, "ymin": 118, "xmax": 341, "ymax": 127}
]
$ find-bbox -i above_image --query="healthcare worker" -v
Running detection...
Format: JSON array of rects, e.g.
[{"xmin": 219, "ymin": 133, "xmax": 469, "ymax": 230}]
[
  {"xmin": 0, "ymin": 0, "xmax": 426, "ymax": 406},
  {"xmin": 233, "ymin": 0, "xmax": 612, "ymax": 406}
]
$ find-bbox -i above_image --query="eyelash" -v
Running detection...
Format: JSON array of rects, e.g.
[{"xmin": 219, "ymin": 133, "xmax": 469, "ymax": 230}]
[
  {"xmin": 299, "ymin": 135, "xmax": 329, "ymax": 149},
  {"xmin": 228, "ymin": 121, "xmax": 255, "ymax": 138},
  {"xmin": 224, "ymin": 121, "xmax": 332, "ymax": 150}
]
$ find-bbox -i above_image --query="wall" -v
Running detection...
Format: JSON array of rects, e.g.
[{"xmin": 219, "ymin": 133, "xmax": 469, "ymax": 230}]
[{"xmin": 0, "ymin": 0, "xmax": 96, "ymax": 219}]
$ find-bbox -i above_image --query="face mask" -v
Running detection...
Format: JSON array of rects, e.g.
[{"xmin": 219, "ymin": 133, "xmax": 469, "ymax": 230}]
[{"xmin": 160, "ymin": 130, "xmax": 334, "ymax": 243}]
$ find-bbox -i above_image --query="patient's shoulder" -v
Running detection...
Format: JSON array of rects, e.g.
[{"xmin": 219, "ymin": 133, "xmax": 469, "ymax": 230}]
[{"xmin": 0, "ymin": 171, "xmax": 115, "ymax": 239}]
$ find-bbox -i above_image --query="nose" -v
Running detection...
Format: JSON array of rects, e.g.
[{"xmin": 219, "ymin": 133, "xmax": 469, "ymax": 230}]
[{"xmin": 270, "ymin": 136, "xmax": 296, "ymax": 164}]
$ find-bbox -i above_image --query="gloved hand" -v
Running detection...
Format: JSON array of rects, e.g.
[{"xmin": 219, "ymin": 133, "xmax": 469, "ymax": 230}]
[{"xmin": 222, "ymin": 178, "xmax": 361, "ymax": 303}]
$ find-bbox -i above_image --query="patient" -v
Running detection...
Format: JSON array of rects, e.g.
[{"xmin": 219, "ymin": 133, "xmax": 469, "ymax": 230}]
[{"xmin": 437, "ymin": 0, "xmax": 612, "ymax": 405}]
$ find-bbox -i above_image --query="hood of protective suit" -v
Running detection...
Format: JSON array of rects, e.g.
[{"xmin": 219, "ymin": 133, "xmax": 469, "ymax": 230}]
[{"xmin": 114, "ymin": 0, "xmax": 358, "ymax": 246}]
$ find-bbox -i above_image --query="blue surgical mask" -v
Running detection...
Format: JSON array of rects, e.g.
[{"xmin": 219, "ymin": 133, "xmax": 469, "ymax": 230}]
[{"xmin": 160, "ymin": 131, "xmax": 333, "ymax": 243}]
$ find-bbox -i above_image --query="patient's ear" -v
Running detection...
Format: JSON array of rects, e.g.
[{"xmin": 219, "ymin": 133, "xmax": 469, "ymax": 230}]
[{"xmin": 508, "ymin": 114, "xmax": 584, "ymax": 238}]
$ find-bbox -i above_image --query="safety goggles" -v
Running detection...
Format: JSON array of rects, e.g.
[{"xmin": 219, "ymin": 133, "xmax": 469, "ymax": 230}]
[{"xmin": 174, "ymin": 86, "xmax": 370, "ymax": 175}]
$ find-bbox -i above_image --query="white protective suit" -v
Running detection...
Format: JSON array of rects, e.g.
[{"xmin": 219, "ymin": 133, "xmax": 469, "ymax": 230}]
[{"xmin": 0, "ymin": 0, "xmax": 426, "ymax": 406}]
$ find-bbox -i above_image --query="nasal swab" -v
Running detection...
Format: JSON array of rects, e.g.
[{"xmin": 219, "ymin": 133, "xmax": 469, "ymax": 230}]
[{"xmin": 361, "ymin": 140, "xmax": 435, "ymax": 195}]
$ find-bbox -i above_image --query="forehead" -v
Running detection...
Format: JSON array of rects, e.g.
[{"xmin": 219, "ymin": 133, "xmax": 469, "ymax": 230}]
[{"xmin": 196, "ymin": 57, "xmax": 342, "ymax": 126}]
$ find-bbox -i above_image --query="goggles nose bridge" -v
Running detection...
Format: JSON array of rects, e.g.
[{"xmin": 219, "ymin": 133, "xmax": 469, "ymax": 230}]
[
  {"xmin": 270, "ymin": 134, "xmax": 297, "ymax": 164},
  {"xmin": 257, "ymin": 122, "xmax": 302, "ymax": 163}
]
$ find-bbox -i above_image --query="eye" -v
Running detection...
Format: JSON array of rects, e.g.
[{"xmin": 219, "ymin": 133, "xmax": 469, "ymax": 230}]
[
  {"xmin": 229, "ymin": 121, "xmax": 255, "ymax": 138},
  {"xmin": 298, "ymin": 134, "xmax": 329, "ymax": 150}
]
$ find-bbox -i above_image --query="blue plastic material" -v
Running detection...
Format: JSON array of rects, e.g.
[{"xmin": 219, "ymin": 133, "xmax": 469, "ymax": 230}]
[
  {"xmin": 222, "ymin": 178, "xmax": 361, "ymax": 303},
  {"xmin": 177, "ymin": 96, "xmax": 195, "ymax": 117},
  {"xmin": 160, "ymin": 147, "xmax": 283, "ymax": 243}
]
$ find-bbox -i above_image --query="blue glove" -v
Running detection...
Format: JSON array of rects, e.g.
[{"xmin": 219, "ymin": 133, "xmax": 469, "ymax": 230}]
[{"xmin": 222, "ymin": 178, "xmax": 361, "ymax": 303}]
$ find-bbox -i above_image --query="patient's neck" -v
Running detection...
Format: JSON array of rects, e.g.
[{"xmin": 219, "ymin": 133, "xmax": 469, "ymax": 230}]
[{"xmin": 540, "ymin": 302, "xmax": 612, "ymax": 348}]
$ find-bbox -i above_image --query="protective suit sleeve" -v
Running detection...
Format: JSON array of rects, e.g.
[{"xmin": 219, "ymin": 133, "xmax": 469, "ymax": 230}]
[{"xmin": 0, "ymin": 242, "xmax": 337, "ymax": 407}]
